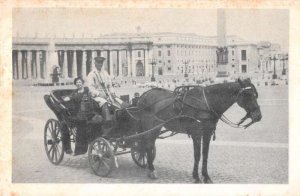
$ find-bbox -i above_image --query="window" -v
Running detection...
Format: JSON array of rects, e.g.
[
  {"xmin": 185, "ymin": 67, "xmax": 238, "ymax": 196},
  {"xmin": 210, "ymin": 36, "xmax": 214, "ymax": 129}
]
[
  {"xmin": 168, "ymin": 67, "xmax": 171, "ymax": 71},
  {"xmin": 168, "ymin": 60, "xmax": 171, "ymax": 63},
  {"xmin": 168, "ymin": 50, "xmax": 171, "ymax": 56},
  {"xmin": 158, "ymin": 51, "xmax": 162, "ymax": 57},
  {"xmin": 232, "ymin": 64, "xmax": 235, "ymax": 68},
  {"xmin": 242, "ymin": 64, "xmax": 247, "ymax": 73},
  {"xmin": 241, "ymin": 50, "xmax": 247, "ymax": 61},
  {"xmin": 138, "ymin": 51, "xmax": 141, "ymax": 57},
  {"xmin": 232, "ymin": 50, "xmax": 234, "ymax": 55}
]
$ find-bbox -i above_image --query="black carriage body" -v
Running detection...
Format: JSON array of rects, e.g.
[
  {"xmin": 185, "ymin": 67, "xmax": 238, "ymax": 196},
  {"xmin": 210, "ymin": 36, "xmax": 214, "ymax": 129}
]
[
  {"xmin": 44, "ymin": 89, "xmax": 156, "ymax": 176},
  {"xmin": 44, "ymin": 89, "xmax": 103, "ymax": 154}
]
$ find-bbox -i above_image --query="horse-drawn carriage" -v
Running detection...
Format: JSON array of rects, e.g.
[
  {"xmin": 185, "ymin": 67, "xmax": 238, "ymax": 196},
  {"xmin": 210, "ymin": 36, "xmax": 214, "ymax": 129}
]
[
  {"xmin": 43, "ymin": 89, "xmax": 162, "ymax": 177},
  {"xmin": 44, "ymin": 79, "xmax": 262, "ymax": 183}
]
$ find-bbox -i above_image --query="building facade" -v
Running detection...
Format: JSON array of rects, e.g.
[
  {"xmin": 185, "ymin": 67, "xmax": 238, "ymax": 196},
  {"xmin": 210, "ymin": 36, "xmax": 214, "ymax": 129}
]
[{"xmin": 12, "ymin": 33, "xmax": 287, "ymax": 81}]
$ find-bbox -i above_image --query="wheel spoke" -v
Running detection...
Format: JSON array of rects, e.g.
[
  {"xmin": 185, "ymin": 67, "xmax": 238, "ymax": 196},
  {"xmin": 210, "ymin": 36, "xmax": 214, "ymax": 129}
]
[
  {"xmin": 57, "ymin": 143, "xmax": 62, "ymax": 151},
  {"xmin": 95, "ymin": 161, "xmax": 101, "ymax": 171},
  {"xmin": 46, "ymin": 133, "xmax": 52, "ymax": 139},
  {"xmin": 55, "ymin": 145, "xmax": 61, "ymax": 158},
  {"xmin": 101, "ymin": 159, "xmax": 110, "ymax": 170},
  {"xmin": 54, "ymin": 146, "xmax": 58, "ymax": 162},
  {"xmin": 137, "ymin": 153, "xmax": 142, "ymax": 162},
  {"xmin": 50, "ymin": 121, "xmax": 54, "ymax": 134},
  {"xmin": 55, "ymin": 126, "xmax": 59, "ymax": 138},
  {"xmin": 142, "ymin": 156, "xmax": 146, "ymax": 165},
  {"xmin": 51, "ymin": 145, "xmax": 55, "ymax": 160},
  {"xmin": 47, "ymin": 127, "xmax": 53, "ymax": 138},
  {"xmin": 48, "ymin": 145, "xmax": 53, "ymax": 154},
  {"xmin": 101, "ymin": 143, "xmax": 105, "ymax": 152}
]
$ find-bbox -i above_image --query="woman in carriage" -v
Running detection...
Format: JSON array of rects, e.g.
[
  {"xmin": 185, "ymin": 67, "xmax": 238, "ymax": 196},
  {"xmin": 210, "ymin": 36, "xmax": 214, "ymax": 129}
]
[{"xmin": 63, "ymin": 77, "xmax": 105, "ymax": 155}]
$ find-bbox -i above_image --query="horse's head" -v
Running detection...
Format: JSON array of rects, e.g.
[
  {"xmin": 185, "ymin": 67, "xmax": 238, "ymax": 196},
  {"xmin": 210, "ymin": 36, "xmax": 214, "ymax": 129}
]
[{"xmin": 236, "ymin": 78, "xmax": 262, "ymax": 128}]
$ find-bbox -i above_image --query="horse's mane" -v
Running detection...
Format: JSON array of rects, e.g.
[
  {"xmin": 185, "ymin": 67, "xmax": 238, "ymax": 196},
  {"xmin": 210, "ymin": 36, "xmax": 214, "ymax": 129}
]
[
  {"xmin": 139, "ymin": 88, "xmax": 172, "ymax": 99},
  {"xmin": 137, "ymin": 88, "xmax": 173, "ymax": 110}
]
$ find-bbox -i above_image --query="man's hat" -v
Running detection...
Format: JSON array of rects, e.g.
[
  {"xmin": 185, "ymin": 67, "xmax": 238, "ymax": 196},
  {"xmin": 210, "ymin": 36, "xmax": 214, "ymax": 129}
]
[{"xmin": 94, "ymin": 56, "xmax": 106, "ymax": 63}]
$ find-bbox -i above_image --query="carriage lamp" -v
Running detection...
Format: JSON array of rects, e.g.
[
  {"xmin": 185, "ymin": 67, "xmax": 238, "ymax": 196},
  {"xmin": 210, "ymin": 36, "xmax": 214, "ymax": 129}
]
[
  {"xmin": 269, "ymin": 55, "xmax": 278, "ymax": 79},
  {"xmin": 281, "ymin": 54, "xmax": 288, "ymax": 75}
]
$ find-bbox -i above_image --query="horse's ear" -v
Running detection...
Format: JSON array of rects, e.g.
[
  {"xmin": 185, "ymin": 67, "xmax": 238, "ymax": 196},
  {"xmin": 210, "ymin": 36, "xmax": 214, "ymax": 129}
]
[
  {"xmin": 245, "ymin": 78, "xmax": 251, "ymax": 83},
  {"xmin": 237, "ymin": 78, "xmax": 244, "ymax": 87}
]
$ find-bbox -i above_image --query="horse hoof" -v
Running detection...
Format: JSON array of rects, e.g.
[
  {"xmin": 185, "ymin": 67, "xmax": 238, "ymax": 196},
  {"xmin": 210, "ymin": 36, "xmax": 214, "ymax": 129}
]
[
  {"xmin": 194, "ymin": 178, "xmax": 202, "ymax": 184},
  {"xmin": 147, "ymin": 170, "xmax": 158, "ymax": 179},
  {"xmin": 203, "ymin": 177, "xmax": 213, "ymax": 184}
]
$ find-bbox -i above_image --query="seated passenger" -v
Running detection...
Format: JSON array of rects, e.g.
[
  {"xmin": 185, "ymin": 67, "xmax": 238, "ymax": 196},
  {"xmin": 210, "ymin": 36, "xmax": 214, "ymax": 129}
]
[
  {"xmin": 87, "ymin": 56, "xmax": 124, "ymax": 137},
  {"xmin": 131, "ymin": 92, "xmax": 140, "ymax": 106},
  {"xmin": 62, "ymin": 77, "xmax": 91, "ymax": 155},
  {"xmin": 63, "ymin": 77, "xmax": 89, "ymax": 111}
]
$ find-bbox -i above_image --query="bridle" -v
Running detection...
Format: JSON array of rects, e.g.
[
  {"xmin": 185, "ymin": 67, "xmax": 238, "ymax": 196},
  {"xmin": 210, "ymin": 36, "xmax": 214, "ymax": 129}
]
[{"xmin": 202, "ymin": 85, "xmax": 256, "ymax": 129}]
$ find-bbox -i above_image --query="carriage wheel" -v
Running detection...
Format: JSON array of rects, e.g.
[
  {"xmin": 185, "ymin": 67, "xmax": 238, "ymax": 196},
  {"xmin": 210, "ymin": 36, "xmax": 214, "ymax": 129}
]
[
  {"xmin": 44, "ymin": 119, "xmax": 64, "ymax": 165},
  {"xmin": 88, "ymin": 137, "xmax": 115, "ymax": 177},
  {"xmin": 131, "ymin": 142, "xmax": 156, "ymax": 168}
]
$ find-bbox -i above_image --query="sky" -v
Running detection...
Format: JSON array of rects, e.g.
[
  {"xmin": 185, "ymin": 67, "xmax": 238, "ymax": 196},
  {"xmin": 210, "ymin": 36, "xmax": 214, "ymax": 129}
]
[{"xmin": 13, "ymin": 8, "xmax": 289, "ymax": 50}]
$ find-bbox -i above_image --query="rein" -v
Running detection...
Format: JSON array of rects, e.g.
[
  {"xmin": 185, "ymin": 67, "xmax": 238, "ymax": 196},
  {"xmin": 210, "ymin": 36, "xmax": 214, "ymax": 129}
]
[
  {"xmin": 122, "ymin": 84, "xmax": 254, "ymax": 140},
  {"xmin": 202, "ymin": 86, "xmax": 251, "ymax": 129}
]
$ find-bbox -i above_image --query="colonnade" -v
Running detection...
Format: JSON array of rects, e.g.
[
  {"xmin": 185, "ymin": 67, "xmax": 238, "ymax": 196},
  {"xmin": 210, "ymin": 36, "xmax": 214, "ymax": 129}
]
[
  {"xmin": 12, "ymin": 50, "xmax": 46, "ymax": 80},
  {"xmin": 12, "ymin": 47, "xmax": 152, "ymax": 80}
]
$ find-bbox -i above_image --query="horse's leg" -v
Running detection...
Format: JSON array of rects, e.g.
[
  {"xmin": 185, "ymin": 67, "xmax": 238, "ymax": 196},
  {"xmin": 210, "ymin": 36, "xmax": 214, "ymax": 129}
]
[
  {"xmin": 202, "ymin": 130, "xmax": 213, "ymax": 184},
  {"xmin": 146, "ymin": 139, "xmax": 158, "ymax": 179},
  {"xmin": 192, "ymin": 135, "xmax": 202, "ymax": 183}
]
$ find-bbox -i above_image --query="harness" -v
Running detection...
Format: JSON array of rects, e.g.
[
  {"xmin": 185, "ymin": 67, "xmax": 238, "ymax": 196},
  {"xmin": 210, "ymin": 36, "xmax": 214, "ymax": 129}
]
[{"xmin": 125, "ymin": 84, "xmax": 257, "ymax": 141}]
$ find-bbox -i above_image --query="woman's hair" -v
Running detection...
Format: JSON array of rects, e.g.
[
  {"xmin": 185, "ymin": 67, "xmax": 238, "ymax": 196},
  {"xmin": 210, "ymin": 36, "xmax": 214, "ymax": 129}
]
[{"xmin": 74, "ymin": 77, "xmax": 84, "ymax": 85}]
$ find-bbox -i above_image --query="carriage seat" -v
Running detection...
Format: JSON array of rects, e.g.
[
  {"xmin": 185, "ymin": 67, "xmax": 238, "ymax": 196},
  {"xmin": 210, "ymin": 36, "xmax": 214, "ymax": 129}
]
[{"xmin": 50, "ymin": 89, "xmax": 78, "ymax": 113}]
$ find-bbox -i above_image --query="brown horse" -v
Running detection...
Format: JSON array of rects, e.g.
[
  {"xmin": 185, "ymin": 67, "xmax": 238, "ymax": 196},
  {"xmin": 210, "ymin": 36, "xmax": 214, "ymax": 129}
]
[{"xmin": 121, "ymin": 78, "xmax": 262, "ymax": 183}]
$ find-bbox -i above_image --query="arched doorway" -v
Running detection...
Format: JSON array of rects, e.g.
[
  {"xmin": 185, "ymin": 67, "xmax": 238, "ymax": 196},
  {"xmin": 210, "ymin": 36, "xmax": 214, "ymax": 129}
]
[{"xmin": 136, "ymin": 60, "xmax": 144, "ymax": 76}]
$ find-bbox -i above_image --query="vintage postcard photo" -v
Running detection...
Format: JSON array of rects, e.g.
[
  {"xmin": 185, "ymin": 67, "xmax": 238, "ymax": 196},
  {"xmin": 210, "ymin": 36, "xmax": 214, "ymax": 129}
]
[{"xmin": 1, "ymin": 1, "xmax": 299, "ymax": 195}]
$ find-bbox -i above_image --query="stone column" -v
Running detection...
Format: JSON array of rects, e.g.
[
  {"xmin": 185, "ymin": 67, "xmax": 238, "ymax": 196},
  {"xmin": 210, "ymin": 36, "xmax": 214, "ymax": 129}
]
[
  {"xmin": 18, "ymin": 50, "xmax": 22, "ymax": 79},
  {"xmin": 92, "ymin": 50, "xmax": 97, "ymax": 70},
  {"xmin": 144, "ymin": 49, "xmax": 149, "ymax": 77},
  {"xmin": 100, "ymin": 50, "xmax": 107, "ymax": 71},
  {"xmin": 63, "ymin": 50, "xmax": 68, "ymax": 78},
  {"xmin": 126, "ymin": 50, "xmax": 131, "ymax": 77},
  {"xmin": 45, "ymin": 53, "xmax": 50, "ymax": 80},
  {"xmin": 36, "ymin": 51, "xmax": 41, "ymax": 79},
  {"xmin": 82, "ymin": 50, "xmax": 87, "ymax": 79},
  {"xmin": 13, "ymin": 51, "xmax": 18, "ymax": 79},
  {"xmin": 72, "ymin": 50, "xmax": 77, "ymax": 78},
  {"xmin": 132, "ymin": 50, "xmax": 136, "ymax": 77},
  {"xmin": 27, "ymin": 50, "xmax": 32, "ymax": 79},
  {"xmin": 109, "ymin": 50, "xmax": 114, "ymax": 77},
  {"xmin": 43, "ymin": 50, "xmax": 47, "ymax": 79},
  {"xmin": 118, "ymin": 50, "xmax": 122, "ymax": 77}
]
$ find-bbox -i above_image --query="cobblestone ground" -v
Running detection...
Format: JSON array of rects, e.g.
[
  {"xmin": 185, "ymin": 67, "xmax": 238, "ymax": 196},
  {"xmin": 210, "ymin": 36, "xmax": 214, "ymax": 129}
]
[{"xmin": 12, "ymin": 85, "xmax": 288, "ymax": 184}]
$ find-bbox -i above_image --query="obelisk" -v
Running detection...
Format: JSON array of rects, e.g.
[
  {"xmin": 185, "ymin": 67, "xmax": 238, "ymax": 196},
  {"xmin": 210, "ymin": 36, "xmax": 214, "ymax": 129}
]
[
  {"xmin": 46, "ymin": 38, "xmax": 58, "ymax": 80},
  {"xmin": 216, "ymin": 9, "xmax": 229, "ymax": 77}
]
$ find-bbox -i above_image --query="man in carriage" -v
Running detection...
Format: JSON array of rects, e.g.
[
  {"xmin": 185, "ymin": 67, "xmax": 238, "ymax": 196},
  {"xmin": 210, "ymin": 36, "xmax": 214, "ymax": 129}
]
[{"xmin": 87, "ymin": 56, "xmax": 124, "ymax": 136}]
